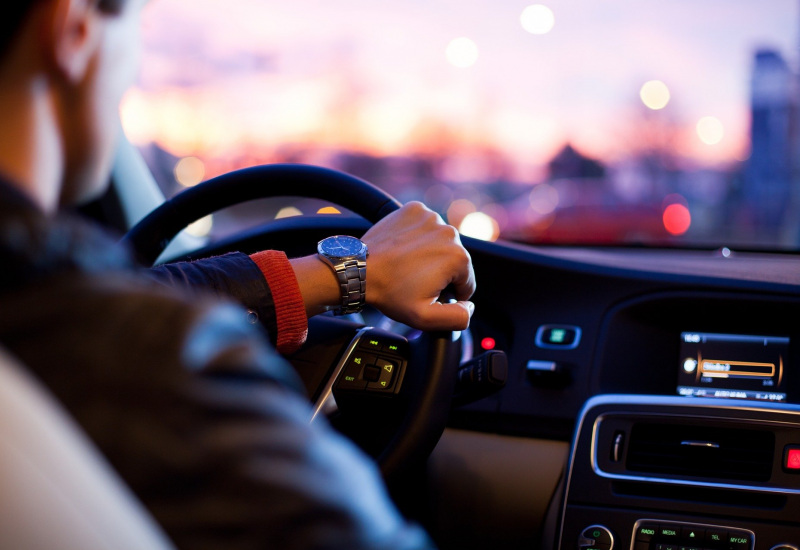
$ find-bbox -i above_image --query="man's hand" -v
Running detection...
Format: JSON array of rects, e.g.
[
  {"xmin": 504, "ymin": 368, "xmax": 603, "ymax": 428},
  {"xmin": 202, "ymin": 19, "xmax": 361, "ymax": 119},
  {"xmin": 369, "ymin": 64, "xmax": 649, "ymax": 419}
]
[{"xmin": 361, "ymin": 201, "xmax": 476, "ymax": 331}]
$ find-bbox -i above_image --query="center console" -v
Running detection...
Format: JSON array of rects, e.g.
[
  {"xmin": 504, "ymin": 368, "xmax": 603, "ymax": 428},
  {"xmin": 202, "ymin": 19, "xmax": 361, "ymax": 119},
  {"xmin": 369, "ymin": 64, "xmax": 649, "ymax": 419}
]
[{"xmin": 555, "ymin": 395, "xmax": 800, "ymax": 550}]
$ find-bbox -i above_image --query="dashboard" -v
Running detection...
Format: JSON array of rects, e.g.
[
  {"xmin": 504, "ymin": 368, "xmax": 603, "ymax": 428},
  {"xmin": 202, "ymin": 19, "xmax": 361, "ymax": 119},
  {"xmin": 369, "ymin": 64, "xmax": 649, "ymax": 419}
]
[
  {"xmin": 450, "ymin": 239, "xmax": 800, "ymax": 440},
  {"xmin": 449, "ymin": 237, "xmax": 800, "ymax": 550},
  {"xmin": 178, "ymin": 215, "xmax": 800, "ymax": 550}
]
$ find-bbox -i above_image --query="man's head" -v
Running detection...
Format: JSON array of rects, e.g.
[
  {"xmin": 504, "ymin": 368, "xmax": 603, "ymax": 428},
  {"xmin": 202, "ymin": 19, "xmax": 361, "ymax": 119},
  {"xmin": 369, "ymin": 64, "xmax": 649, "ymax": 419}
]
[{"xmin": 0, "ymin": 0, "xmax": 145, "ymax": 211}]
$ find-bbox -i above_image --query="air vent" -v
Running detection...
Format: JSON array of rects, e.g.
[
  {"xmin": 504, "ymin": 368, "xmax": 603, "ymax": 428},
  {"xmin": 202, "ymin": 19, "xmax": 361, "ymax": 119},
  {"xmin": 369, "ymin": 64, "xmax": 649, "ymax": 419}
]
[{"xmin": 626, "ymin": 423, "xmax": 774, "ymax": 482}]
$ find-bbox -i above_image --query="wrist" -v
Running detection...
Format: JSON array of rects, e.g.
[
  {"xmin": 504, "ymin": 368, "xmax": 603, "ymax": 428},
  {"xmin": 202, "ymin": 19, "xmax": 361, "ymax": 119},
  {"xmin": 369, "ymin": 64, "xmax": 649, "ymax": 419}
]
[{"xmin": 289, "ymin": 255, "xmax": 342, "ymax": 317}]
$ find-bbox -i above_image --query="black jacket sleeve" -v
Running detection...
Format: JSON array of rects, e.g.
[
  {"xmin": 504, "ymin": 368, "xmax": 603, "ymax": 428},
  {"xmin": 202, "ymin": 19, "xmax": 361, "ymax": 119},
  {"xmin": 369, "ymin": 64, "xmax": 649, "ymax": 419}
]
[
  {"xmin": 0, "ymin": 272, "xmax": 436, "ymax": 550},
  {"xmin": 145, "ymin": 252, "xmax": 281, "ymax": 347}
]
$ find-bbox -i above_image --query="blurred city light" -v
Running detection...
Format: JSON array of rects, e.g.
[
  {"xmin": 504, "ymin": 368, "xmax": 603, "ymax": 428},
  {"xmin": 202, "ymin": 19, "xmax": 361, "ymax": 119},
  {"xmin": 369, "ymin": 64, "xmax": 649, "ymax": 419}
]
[
  {"xmin": 529, "ymin": 183, "xmax": 559, "ymax": 215},
  {"xmin": 446, "ymin": 198, "xmax": 477, "ymax": 228},
  {"xmin": 185, "ymin": 215, "xmax": 214, "ymax": 237},
  {"xmin": 275, "ymin": 206, "xmax": 303, "ymax": 219},
  {"xmin": 639, "ymin": 80, "xmax": 671, "ymax": 110},
  {"xmin": 662, "ymin": 203, "xmax": 691, "ymax": 235},
  {"xmin": 119, "ymin": 89, "xmax": 153, "ymax": 146},
  {"xmin": 174, "ymin": 156, "xmax": 205, "ymax": 187},
  {"xmin": 445, "ymin": 37, "xmax": 479, "ymax": 68},
  {"xmin": 520, "ymin": 4, "xmax": 555, "ymax": 35},
  {"xmin": 459, "ymin": 212, "xmax": 500, "ymax": 241},
  {"xmin": 696, "ymin": 116, "xmax": 724, "ymax": 145}
]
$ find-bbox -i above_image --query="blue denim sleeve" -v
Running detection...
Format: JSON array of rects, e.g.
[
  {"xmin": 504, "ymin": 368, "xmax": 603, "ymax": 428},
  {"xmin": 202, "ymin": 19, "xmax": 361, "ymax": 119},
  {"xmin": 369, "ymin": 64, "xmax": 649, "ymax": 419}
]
[{"xmin": 145, "ymin": 252, "xmax": 279, "ymax": 344}]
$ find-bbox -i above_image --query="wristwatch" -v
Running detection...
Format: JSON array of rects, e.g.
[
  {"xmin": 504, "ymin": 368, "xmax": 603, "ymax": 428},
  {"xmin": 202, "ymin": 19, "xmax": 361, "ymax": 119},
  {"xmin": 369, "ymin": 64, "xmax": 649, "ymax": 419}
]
[{"xmin": 316, "ymin": 235, "xmax": 368, "ymax": 315}]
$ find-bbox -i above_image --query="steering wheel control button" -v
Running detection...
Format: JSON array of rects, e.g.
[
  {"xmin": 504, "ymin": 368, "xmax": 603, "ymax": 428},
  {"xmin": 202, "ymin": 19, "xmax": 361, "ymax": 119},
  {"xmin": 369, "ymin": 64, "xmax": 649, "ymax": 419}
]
[
  {"xmin": 535, "ymin": 324, "xmax": 581, "ymax": 349},
  {"xmin": 336, "ymin": 353, "xmax": 377, "ymax": 391},
  {"xmin": 363, "ymin": 365, "xmax": 381, "ymax": 382},
  {"xmin": 367, "ymin": 358, "xmax": 397, "ymax": 391},
  {"xmin": 579, "ymin": 525, "xmax": 613, "ymax": 550},
  {"xmin": 359, "ymin": 337, "xmax": 384, "ymax": 352}
]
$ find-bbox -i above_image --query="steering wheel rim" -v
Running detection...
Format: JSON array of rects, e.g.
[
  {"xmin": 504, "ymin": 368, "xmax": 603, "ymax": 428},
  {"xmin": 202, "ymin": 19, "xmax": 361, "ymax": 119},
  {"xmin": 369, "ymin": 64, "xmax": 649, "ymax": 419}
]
[
  {"xmin": 120, "ymin": 163, "xmax": 403, "ymax": 266},
  {"xmin": 121, "ymin": 163, "xmax": 462, "ymax": 481}
]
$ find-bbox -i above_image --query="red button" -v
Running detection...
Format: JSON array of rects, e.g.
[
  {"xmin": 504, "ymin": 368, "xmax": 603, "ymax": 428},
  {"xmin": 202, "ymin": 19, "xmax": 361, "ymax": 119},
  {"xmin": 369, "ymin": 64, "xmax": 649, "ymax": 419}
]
[{"xmin": 785, "ymin": 446, "xmax": 800, "ymax": 471}]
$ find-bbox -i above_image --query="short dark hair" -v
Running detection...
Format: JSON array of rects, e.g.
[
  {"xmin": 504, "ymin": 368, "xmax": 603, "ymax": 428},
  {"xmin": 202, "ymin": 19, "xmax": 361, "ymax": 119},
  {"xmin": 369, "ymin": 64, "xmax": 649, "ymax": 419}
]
[{"xmin": 0, "ymin": 0, "xmax": 128, "ymax": 58}]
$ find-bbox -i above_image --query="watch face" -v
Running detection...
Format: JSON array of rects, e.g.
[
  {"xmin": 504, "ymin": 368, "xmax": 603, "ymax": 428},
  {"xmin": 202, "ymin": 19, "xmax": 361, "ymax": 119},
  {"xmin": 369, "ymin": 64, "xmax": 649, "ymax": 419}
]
[{"xmin": 318, "ymin": 235, "xmax": 367, "ymax": 259}]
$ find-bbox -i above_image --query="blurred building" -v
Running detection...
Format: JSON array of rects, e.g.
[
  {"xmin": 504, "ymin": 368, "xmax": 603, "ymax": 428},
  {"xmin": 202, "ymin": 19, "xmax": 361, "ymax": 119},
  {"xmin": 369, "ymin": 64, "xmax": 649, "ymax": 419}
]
[{"xmin": 745, "ymin": 48, "xmax": 794, "ymax": 240}]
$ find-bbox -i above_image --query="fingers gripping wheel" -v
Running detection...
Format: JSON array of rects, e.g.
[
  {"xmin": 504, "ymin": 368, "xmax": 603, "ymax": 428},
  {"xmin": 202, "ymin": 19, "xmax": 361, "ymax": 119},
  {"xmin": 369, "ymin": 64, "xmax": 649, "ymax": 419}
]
[{"xmin": 121, "ymin": 163, "xmax": 462, "ymax": 480}]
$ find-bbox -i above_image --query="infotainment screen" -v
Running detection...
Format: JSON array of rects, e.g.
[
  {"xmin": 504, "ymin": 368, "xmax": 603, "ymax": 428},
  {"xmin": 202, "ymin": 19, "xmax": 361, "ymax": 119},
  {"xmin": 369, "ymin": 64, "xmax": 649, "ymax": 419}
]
[{"xmin": 677, "ymin": 332, "xmax": 788, "ymax": 403}]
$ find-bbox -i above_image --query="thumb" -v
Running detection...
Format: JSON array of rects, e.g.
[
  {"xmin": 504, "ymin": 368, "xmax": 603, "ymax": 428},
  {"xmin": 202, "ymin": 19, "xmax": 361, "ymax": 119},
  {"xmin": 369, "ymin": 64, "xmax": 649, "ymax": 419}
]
[{"xmin": 417, "ymin": 300, "xmax": 475, "ymax": 331}]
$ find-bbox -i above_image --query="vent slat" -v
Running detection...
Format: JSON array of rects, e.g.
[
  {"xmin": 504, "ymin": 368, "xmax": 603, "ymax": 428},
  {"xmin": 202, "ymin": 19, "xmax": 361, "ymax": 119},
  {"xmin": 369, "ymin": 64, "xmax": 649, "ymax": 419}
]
[{"xmin": 626, "ymin": 423, "xmax": 774, "ymax": 482}]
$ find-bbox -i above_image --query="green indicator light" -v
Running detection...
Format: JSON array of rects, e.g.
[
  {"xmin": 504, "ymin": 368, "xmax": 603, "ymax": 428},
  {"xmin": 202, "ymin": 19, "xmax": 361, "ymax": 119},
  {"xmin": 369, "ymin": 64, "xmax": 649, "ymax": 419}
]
[
  {"xmin": 710, "ymin": 535, "xmax": 721, "ymax": 541},
  {"xmin": 640, "ymin": 529, "xmax": 655, "ymax": 536},
  {"xmin": 388, "ymin": 344, "xmax": 398, "ymax": 351},
  {"xmin": 380, "ymin": 381, "xmax": 387, "ymax": 387},
  {"xmin": 369, "ymin": 340, "xmax": 379, "ymax": 346},
  {"xmin": 592, "ymin": 531, "xmax": 601, "ymax": 538},
  {"xmin": 344, "ymin": 376, "xmax": 355, "ymax": 382},
  {"xmin": 550, "ymin": 329, "xmax": 566, "ymax": 343},
  {"xmin": 689, "ymin": 532, "xmax": 696, "ymax": 538},
  {"xmin": 354, "ymin": 357, "xmax": 362, "ymax": 365}
]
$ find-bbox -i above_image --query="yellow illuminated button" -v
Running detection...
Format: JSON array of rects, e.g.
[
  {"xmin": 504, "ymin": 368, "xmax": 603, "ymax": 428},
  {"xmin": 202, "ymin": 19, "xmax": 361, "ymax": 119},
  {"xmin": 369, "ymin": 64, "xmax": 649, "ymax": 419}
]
[{"xmin": 368, "ymin": 358, "xmax": 398, "ymax": 391}]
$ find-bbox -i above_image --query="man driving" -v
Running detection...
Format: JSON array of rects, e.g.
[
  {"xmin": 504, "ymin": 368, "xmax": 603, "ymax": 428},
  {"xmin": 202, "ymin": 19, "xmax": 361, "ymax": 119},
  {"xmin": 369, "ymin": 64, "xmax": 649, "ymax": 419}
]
[{"xmin": 0, "ymin": 0, "xmax": 476, "ymax": 548}]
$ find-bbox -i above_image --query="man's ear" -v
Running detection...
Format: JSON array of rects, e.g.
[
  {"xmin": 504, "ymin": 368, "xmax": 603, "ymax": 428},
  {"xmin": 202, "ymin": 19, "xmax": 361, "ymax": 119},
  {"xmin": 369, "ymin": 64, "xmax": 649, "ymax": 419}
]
[{"xmin": 45, "ymin": 0, "xmax": 104, "ymax": 83}]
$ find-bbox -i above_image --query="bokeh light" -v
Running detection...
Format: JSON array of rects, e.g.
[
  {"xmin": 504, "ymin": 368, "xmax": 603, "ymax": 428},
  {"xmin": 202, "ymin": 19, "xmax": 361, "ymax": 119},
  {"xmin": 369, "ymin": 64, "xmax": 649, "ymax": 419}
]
[
  {"xmin": 275, "ymin": 206, "xmax": 303, "ymax": 219},
  {"xmin": 459, "ymin": 211, "xmax": 500, "ymax": 241},
  {"xmin": 696, "ymin": 116, "xmax": 724, "ymax": 145},
  {"xmin": 174, "ymin": 156, "xmax": 206, "ymax": 187},
  {"xmin": 529, "ymin": 183, "xmax": 559, "ymax": 215},
  {"xmin": 446, "ymin": 37, "xmax": 479, "ymax": 68},
  {"xmin": 639, "ymin": 80, "xmax": 671, "ymax": 110},
  {"xmin": 662, "ymin": 203, "xmax": 691, "ymax": 235},
  {"xmin": 446, "ymin": 198, "xmax": 477, "ymax": 228},
  {"xmin": 520, "ymin": 4, "xmax": 555, "ymax": 35},
  {"xmin": 185, "ymin": 214, "xmax": 214, "ymax": 237}
]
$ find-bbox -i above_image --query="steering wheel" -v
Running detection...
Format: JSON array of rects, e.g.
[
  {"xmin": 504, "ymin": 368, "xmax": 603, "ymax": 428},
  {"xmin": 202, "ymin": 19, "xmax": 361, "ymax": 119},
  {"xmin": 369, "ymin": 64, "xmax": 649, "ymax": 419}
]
[{"xmin": 120, "ymin": 163, "xmax": 462, "ymax": 481}]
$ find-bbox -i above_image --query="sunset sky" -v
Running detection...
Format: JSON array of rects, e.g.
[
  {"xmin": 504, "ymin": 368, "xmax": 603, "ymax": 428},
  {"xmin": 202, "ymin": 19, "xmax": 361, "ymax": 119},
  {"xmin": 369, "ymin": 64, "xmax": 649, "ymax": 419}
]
[{"xmin": 121, "ymin": 0, "xmax": 798, "ymax": 179}]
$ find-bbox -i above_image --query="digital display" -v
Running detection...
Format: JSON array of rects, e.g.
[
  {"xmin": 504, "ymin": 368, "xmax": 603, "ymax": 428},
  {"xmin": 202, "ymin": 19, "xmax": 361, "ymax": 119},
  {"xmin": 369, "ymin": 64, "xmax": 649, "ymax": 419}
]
[{"xmin": 677, "ymin": 332, "xmax": 788, "ymax": 403}]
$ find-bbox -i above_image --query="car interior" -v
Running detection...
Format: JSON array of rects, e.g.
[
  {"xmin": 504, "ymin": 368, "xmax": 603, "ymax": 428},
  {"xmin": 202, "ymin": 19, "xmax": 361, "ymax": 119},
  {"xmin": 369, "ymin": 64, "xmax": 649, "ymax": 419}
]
[{"xmin": 4, "ymin": 1, "xmax": 800, "ymax": 550}]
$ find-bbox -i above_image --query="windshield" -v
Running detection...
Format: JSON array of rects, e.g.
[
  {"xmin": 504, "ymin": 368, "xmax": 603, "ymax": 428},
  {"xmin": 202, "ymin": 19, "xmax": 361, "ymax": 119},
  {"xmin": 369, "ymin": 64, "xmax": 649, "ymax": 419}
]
[{"xmin": 123, "ymin": 1, "xmax": 798, "ymax": 251}]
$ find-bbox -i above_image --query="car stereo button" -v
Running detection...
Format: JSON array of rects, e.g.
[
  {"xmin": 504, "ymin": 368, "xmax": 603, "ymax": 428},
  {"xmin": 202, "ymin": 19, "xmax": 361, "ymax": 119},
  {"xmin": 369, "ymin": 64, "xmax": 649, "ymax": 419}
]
[
  {"xmin": 580, "ymin": 525, "xmax": 613, "ymax": 549},
  {"xmin": 681, "ymin": 526, "xmax": 704, "ymax": 543},
  {"xmin": 783, "ymin": 445, "xmax": 800, "ymax": 473},
  {"xmin": 635, "ymin": 524, "xmax": 658, "ymax": 542},
  {"xmin": 728, "ymin": 532, "xmax": 752, "ymax": 550},
  {"xmin": 705, "ymin": 528, "xmax": 727, "ymax": 545},
  {"xmin": 535, "ymin": 324, "xmax": 581, "ymax": 349}
]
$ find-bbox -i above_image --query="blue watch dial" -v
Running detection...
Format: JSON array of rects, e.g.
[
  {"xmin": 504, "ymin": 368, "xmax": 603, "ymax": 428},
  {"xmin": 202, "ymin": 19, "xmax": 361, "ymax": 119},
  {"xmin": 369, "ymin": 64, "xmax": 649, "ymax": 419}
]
[{"xmin": 318, "ymin": 235, "xmax": 366, "ymax": 258}]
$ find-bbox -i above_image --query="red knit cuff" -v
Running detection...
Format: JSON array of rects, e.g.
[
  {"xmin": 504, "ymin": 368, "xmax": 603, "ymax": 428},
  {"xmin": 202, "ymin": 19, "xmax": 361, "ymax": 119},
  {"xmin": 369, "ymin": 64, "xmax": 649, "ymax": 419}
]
[{"xmin": 249, "ymin": 250, "xmax": 308, "ymax": 354}]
